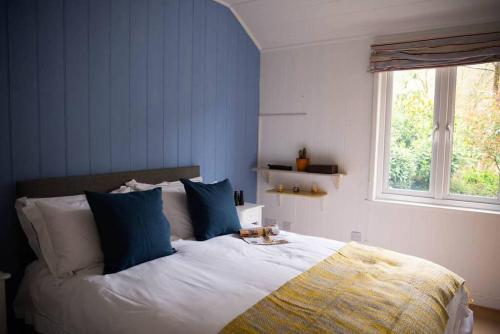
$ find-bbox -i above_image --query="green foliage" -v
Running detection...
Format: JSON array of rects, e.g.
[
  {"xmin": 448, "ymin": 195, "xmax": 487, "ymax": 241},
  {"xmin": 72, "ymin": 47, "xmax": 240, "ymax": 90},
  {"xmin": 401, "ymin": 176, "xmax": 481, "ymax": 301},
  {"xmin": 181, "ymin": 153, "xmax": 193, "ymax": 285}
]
[
  {"xmin": 298, "ymin": 147, "xmax": 307, "ymax": 159},
  {"xmin": 450, "ymin": 63, "xmax": 500, "ymax": 198},
  {"xmin": 389, "ymin": 145, "xmax": 416, "ymax": 189},
  {"xmin": 388, "ymin": 70, "xmax": 433, "ymax": 191},
  {"xmin": 388, "ymin": 63, "xmax": 500, "ymax": 198},
  {"xmin": 450, "ymin": 169, "xmax": 499, "ymax": 197}
]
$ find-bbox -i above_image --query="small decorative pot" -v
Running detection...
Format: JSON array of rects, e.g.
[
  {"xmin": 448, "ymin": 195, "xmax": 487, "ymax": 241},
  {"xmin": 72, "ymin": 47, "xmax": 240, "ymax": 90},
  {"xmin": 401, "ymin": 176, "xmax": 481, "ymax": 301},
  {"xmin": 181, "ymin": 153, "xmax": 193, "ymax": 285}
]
[{"xmin": 296, "ymin": 158, "xmax": 309, "ymax": 172}]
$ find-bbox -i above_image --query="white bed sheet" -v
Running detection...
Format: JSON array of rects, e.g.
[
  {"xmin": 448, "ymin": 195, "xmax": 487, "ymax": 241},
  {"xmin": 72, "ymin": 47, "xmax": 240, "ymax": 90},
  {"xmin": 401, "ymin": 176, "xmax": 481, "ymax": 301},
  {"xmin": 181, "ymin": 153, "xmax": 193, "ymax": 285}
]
[{"xmin": 15, "ymin": 232, "xmax": 472, "ymax": 334}]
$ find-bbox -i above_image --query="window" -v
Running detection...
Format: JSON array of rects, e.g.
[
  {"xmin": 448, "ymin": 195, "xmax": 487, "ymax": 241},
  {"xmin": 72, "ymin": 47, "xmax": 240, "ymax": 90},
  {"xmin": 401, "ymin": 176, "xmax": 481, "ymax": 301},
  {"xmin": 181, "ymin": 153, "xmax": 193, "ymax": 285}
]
[{"xmin": 371, "ymin": 61, "xmax": 500, "ymax": 211}]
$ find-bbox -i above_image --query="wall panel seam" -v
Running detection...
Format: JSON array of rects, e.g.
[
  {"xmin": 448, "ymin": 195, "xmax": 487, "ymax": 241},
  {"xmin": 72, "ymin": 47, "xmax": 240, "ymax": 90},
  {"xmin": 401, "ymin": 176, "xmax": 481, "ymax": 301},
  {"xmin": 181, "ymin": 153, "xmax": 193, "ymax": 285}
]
[
  {"xmin": 6, "ymin": 0, "xmax": 13, "ymax": 182},
  {"xmin": 128, "ymin": 0, "xmax": 132, "ymax": 171},
  {"xmin": 176, "ymin": 0, "xmax": 182, "ymax": 166},
  {"xmin": 63, "ymin": 0, "xmax": 68, "ymax": 176},
  {"xmin": 87, "ymin": 0, "xmax": 92, "ymax": 174},
  {"xmin": 190, "ymin": 0, "xmax": 194, "ymax": 165},
  {"xmin": 161, "ymin": 0, "xmax": 166, "ymax": 167},
  {"xmin": 36, "ymin": 0, "xmax": 42, "ymax": 178},
  {"xmin": 108, "ymin": 0, "xmax": 112, "ymax": 171},
  {"xmin": 145, "ymin": 0, "xmax": 150, "ymax": 168}
]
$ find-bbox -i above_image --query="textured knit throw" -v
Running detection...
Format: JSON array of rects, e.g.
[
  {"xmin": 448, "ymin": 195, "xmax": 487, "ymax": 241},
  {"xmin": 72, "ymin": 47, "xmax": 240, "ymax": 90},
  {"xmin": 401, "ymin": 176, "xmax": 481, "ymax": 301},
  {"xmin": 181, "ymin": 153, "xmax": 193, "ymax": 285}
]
[{"xmin": 221, "ymin": 242, "xmax": 464, "ymax": 334}]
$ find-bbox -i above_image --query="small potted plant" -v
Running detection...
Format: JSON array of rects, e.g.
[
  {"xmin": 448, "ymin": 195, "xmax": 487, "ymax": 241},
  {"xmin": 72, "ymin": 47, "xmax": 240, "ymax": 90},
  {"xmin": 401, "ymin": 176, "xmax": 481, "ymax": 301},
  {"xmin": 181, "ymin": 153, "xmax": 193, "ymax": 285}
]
[{"xmin": 296, "ymin": 147, "xmax": 309, "ymax": 172}]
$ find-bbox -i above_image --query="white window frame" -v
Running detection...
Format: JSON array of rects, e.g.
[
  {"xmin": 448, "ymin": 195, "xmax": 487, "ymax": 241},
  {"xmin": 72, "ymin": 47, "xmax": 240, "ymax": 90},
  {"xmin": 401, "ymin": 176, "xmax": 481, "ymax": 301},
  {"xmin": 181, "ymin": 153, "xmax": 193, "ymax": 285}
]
[{"xmin": 369, "ymin": 66, "xmax": 500, "ymax": 212}]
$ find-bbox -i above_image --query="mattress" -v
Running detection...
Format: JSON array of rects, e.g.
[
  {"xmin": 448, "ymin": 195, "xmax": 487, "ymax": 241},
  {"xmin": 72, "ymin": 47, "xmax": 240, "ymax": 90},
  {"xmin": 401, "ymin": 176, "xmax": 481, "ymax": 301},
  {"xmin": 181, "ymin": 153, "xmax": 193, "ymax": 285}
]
[{"xmin": 15, "ymin": 232, "xmax": 473, "ymax": 334}]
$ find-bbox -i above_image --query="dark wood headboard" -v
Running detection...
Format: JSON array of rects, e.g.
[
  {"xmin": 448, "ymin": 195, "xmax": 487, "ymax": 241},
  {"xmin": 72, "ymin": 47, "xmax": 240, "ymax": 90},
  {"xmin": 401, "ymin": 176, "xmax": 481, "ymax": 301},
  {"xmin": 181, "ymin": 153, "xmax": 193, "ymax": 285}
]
[{"xmin": 16, "ymin": 166, "xmax": 200, "ymax": 198}]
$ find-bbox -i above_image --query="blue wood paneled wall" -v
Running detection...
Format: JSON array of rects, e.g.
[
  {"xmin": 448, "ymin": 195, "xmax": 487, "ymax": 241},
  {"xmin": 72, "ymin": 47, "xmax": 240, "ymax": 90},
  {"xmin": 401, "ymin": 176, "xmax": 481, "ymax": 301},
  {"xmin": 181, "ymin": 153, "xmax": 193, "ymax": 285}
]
[{"xmin": 0, "ymin": 0, "xmax": 259, "ymax": 279}]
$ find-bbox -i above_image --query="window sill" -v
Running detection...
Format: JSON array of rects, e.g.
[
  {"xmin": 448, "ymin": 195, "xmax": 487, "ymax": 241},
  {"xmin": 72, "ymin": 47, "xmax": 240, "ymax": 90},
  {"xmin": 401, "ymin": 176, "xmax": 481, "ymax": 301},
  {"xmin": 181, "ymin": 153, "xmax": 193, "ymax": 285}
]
[{"xmin": 367, "ymin": 197, "xmax": 500, "ymax": 215}]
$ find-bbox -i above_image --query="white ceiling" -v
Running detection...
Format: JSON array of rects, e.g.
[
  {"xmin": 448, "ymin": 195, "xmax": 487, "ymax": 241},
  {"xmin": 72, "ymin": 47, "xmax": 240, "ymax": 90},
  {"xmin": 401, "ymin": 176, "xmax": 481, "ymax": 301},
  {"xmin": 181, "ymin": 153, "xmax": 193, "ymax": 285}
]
[{"xmin": 216, "ymin": 0, "xmax": 500, "ymax": 51}]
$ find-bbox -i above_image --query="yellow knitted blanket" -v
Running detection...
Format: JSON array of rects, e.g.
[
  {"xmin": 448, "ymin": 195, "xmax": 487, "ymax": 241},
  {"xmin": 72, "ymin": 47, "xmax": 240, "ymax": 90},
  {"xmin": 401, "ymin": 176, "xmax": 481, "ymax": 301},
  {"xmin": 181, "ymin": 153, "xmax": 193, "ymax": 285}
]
[{"xmin": 221, "ymin": 242, "xmax": 464, "ymax": 334}]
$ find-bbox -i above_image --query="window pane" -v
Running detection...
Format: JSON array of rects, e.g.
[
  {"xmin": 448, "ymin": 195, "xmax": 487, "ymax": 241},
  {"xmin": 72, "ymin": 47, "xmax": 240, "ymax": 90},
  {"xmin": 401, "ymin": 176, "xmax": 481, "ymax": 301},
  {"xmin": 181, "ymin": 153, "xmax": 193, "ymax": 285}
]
[
  {"xmin": 388, "ymin": 69, "xmax": 435, "ymax": 191},
  {"xmin": 450, "ymin": 62, "xmax": 500, "ymax": 198}
]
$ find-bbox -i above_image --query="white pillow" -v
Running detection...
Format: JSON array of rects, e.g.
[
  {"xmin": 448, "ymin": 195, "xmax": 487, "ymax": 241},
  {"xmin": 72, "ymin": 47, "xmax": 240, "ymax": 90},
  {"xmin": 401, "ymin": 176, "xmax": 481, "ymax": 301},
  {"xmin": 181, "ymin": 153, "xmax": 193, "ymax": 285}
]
[
  {"xmin": 110, "ymin": 185, "xmax": 133, "ymax": 193},
  {"xmin": 124, "ymin": 179, "xmax": 169, "ymax": 191},
  {"xmin": 15, "ymin": 186, "xmax": 129, "ymax": 277},
  {"xmin": 35, "ymin": 199, "xmax": 103, "ymax": 277},
  {"xmin": 166, "ymin": 176, "xmax": 203, "ymax": 188},
  {"xmin": 125, "ymin": 177, "xmax": 203, "ymax": 240},
  {"xmin": 125, "ymin": 177, "xmax": 202, "ymax": 190},
  {"xmin": 161, "ymin": 188, "xmax": 194, "ymax": 240},
  {"xmin": 15, "ymin": 199, "xmax": 44, "ymax": 261},
  {"xmin": 16, "ymin": 194, "xmax": 90, "ymax": 277}
]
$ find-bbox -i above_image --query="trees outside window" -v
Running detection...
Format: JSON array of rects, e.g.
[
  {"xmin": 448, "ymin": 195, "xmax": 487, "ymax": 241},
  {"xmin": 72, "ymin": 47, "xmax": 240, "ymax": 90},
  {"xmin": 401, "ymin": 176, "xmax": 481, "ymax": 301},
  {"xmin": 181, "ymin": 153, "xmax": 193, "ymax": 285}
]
[
  {"xmin": 389, "ymin": 69, "xmax": 435, "ymax": 192},
  {"xmin": 373, "ymin": 61, "xmax": 499, "ymax": 210},
  {"xmin": 450, "ymin": 62, "xmax": 499, "ymax": 198}
]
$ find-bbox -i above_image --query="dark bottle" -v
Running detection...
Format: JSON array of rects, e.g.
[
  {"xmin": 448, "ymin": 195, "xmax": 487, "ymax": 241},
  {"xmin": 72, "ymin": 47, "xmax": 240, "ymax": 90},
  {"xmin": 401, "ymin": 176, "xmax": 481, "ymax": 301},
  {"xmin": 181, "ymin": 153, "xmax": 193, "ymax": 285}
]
[
  {"xmin": 238, "ymin": 190, "xmax": 244, "ymax": 206},
  {"xmin": 234, "ymin": 191, "xmax": 240, "ymax": 206}
]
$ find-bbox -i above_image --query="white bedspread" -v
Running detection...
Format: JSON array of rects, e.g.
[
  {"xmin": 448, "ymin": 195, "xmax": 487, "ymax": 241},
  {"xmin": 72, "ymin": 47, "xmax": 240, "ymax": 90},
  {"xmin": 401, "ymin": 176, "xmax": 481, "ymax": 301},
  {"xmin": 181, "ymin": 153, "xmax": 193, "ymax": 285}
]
[{"xmin": 15, "ymin": 232, "xmax": 472, "ymax": 334}]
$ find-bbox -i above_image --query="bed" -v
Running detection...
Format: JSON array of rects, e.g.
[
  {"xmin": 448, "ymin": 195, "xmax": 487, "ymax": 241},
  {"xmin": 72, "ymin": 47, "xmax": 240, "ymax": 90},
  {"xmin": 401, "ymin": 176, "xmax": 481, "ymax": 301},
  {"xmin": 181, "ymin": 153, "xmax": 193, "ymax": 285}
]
[{"xmin": 13, "ymin": 166, "xmax": 473, "ymax": 334}]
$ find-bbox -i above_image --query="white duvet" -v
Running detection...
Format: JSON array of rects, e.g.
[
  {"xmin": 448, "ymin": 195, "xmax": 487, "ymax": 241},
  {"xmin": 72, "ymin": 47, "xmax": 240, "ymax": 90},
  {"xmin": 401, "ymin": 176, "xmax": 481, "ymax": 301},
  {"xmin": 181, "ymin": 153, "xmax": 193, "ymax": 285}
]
[{"xmin": 15, "ymin": 232, "xmax": 472, "ymax": 334}]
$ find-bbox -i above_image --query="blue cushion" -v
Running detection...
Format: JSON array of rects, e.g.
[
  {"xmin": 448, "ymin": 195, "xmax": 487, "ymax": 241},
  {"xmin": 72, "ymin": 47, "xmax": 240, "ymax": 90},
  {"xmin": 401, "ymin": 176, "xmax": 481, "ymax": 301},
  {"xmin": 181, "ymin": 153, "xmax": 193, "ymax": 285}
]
[
  {"xmin": 181, "ymin": 179, "xmax": 241, "ymax": 241},
  {"xmin": 85, "ymin": 188, "xmax": 175, "ymax": 274}
]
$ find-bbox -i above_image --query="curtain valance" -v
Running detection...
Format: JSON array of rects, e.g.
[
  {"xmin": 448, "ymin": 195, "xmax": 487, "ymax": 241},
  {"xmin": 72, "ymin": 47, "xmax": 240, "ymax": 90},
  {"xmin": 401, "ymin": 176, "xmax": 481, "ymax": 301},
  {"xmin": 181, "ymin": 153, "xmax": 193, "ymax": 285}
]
[{"xmin": 369, "ymin": 31, "xmax": 500, "ymax": 72}]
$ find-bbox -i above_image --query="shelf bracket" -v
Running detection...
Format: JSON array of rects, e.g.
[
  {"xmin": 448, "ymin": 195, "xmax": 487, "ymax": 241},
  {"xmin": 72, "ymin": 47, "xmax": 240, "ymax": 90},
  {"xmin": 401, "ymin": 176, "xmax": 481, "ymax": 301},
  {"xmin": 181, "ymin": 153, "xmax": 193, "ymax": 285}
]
[
  {"xmin": 263, "ymin": 170, "xmax": 270, "ymax": 183},
  {"xmin": 333, "ymin": 174, "xmax": 343, "ymax": 189}
]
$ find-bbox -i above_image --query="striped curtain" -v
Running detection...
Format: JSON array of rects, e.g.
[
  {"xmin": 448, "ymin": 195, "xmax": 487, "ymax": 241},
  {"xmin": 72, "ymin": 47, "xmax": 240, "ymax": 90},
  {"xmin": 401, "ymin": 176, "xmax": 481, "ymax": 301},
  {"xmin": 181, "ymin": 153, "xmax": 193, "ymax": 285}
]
[{"xmin": 369, "ymin": 31, "xmax": 500, "ymax": 72}]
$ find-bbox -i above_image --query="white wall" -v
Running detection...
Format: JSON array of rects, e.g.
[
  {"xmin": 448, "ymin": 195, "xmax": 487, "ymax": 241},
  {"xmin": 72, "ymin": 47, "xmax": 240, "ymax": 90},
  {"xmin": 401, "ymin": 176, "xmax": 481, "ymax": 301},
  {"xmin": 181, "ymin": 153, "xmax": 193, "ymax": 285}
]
[{"xmin": 257, "ymin": 38, "xmax": 500, "ymax": 309}]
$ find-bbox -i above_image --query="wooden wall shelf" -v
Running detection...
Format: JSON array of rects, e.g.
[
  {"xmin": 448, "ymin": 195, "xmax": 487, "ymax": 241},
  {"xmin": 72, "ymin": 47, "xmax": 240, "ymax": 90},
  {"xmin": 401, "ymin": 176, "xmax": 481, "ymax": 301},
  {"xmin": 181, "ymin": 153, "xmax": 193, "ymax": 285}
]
[
  {"xmin": 265, "ymin": 188, "xmax": 328, "ymax": 210},
  {"xmin": 266, "ymin": 189, "xmax": 327, "ymax": 198},
  {"xmin": 253, "ymin": 167, "xmax": 346, "ymax": 189}
]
